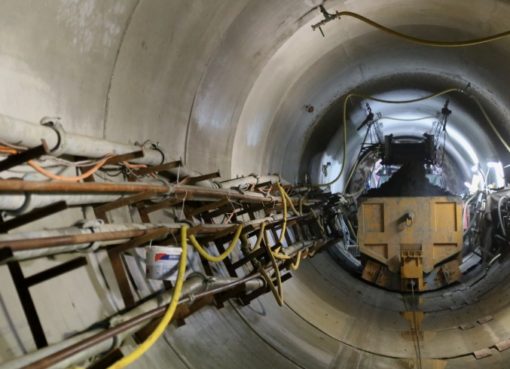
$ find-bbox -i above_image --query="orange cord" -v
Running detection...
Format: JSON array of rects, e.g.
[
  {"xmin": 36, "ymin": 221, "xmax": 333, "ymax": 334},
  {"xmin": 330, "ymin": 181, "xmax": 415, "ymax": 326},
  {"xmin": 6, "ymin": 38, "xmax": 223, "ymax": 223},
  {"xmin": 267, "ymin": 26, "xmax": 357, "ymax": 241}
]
[
  {"xmin": 0, "ymin": 146, "xmax": 18, "ymax": 154},
  {"xmin": 27, "ymin": 156, "xmax": 111, "ymax": 182},
  {"xmin": 0, "ymin": 145, "xmax": 147, "ymax": 181}
]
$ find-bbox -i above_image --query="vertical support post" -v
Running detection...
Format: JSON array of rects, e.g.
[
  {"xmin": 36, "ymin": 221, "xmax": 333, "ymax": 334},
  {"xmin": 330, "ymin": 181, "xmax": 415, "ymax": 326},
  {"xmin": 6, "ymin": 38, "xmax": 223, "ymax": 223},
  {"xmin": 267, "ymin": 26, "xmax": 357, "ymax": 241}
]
[{"xmin": 7, "ymin": 255, "xmax": 48, "ymax": 348}]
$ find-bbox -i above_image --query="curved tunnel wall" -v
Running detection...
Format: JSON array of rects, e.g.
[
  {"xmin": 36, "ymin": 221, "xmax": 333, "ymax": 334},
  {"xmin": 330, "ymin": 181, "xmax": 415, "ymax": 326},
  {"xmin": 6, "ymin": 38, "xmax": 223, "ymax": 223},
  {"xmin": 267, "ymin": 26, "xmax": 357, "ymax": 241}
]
[{"xmin": 2, "ymin": 1, "xmax": 510, "ymax": 368}]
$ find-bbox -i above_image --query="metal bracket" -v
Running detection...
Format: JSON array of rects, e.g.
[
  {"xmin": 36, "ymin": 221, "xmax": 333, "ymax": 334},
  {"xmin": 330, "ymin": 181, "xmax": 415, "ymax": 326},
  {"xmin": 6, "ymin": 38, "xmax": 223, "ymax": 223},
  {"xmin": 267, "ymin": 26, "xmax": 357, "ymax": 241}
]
[{"xmin": 40, "ymin": 117, "xmax": 67, "ymax": 156}]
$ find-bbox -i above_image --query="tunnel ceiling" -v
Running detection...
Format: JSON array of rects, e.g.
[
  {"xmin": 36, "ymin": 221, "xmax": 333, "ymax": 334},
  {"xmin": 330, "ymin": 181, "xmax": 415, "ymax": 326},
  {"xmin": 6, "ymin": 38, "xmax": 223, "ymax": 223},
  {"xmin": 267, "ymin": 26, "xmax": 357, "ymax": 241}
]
[{"xmin": 3, "ymin": 1, "xmax": 510, "ymax": 369}]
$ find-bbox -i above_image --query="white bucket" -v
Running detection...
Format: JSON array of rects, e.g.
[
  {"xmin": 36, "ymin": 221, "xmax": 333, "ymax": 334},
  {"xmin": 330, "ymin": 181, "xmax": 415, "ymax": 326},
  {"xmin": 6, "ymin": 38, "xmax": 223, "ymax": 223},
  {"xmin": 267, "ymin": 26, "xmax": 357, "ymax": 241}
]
[{"xmin": 146, "ymin": 245, "xmax": 182, "ymax": 281}]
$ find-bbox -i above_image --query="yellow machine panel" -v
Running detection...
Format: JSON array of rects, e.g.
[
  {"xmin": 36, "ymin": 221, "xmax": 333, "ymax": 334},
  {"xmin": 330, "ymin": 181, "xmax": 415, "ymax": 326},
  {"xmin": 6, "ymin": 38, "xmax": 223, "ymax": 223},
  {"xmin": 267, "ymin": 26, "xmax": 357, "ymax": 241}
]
[{"xmin": 357, "ymin": 197, "xmax": 463, "ymax": 291}]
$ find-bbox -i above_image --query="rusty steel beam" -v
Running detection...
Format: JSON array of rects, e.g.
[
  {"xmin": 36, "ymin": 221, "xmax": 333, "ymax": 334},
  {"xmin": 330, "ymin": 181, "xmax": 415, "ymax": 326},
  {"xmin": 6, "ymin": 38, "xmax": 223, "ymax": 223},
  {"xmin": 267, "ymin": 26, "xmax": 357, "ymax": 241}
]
[
  {"xmin": 0, "ymin": 179, "xmax": 169, "ymax": 194},
  {"xmin": 0, "ymin": 229, "xmax": 163, "ymax": 251},
  {"xmin": 0, "ymin": 224, "xmax": 247, "ymax": 252},
  {"xmin": 103, "ymin": 150, "xmax": 145, "ymax": 166},
  {"xmin": 173, "ymin": 184, "xmax": 281, "ymax": 203},
  {"xmin": 7, "ymin": 257, "xmax": 48, "ymax": 349},
  {"xmin": 0, "ymin": 180, "xmax": 284, "ymax": 204}
]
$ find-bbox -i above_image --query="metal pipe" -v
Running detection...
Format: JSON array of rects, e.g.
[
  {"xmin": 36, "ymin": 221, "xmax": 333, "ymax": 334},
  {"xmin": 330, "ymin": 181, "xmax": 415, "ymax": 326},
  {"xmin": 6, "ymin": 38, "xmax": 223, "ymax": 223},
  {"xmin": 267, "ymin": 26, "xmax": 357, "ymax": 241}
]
[
  {"xmin": 0, "ymin": 179, "xmax": 169, "ymax": 194},
  {"xmin": 277, "ymin": 240, "xmax": 316, "ymax": 256},
  {"xmin": 173, "ymin": 184, "xmax": 281, "ymax": 203},
  {"xmin": 0, "ymin": 180, "xmax": 282, "ymax": 203},
  {"xmin": 0, "ymin": 114, "xmax": 160, "ymax": 164},
  {"xmin": 0, "ymin": 114, "xmax": 215, "ymax": 186},
  {"xmin": 0, "ymin": 223, "xmax": 180, "ymax": 252},
  {"xmin": 3, "ymin": 274, "xmax": 264, "ymax": 369}
]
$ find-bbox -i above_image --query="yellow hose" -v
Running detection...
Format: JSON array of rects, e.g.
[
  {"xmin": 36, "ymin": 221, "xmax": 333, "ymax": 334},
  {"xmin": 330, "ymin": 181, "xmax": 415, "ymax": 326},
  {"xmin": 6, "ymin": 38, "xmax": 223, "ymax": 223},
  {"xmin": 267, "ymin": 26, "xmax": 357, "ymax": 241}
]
[
  {"xmin": 108, "ymin": 226, "xmax": 189, "ymax": 369},
  {"xmin": 290, "ymin": 251, "xmax": 303, "ymax": 271},
  {"xmin": 276, "ymin": 183, "xmax": 288, "ymax": 244},
  {"xmin": 332, "ymin": 11, "xmax": 510, "ymax": 47},
  {"xmin": 189, "ymin": 224, "xmax": 243, "ymax": 262},
  {"xmin": 260, "ymin": 236, "xmax": 284, "ymax": 306},
  {"xmin": 253, "ymin": 222, "xmax": 266, "ymax": 250},
  {"xmin": 283, "ymin": 191, "xmax": 301, "ymax": 216},
  {"xmin": 272, "ymin": 246, "xmax": 292, "ymax": 260}
]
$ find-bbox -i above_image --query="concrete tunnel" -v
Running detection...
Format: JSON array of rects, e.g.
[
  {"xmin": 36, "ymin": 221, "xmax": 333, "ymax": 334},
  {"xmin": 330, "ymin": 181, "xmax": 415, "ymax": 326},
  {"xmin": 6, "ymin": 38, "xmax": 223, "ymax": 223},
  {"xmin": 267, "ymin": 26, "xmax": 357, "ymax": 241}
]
[{"xmin": 2, "ymin": 0, "xmax": 510, "ymax": 368}]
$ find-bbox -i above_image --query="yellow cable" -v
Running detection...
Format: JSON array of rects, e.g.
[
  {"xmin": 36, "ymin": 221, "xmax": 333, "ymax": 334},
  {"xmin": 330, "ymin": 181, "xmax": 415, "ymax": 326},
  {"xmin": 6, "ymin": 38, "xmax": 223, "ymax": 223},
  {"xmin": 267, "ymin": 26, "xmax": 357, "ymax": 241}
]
[
  {"xmin": 188, "ymin": 224, "xmax": 243, "ymax": 262},
  {"xmin": 108, "ymin": 226, "xmax": 189, "ymax": 369},
  {"xmin": 253, "ymin": 222, "xmax": 266, "ymax": 250},
  {"xmin": 260, "ymin": 235, "xmax": 284, "ymax": 306},
  {"xmin": 331, "ymin": 11, "xmax": 510, "ymax": 47},
  {"xmin": 283, "ymin": 191, "xmax": 301, "ymax": 216},
  {"xmin": 272, "ymin": 249, "xmax": 292, "ymax": 260},
  {"xmin": 290, "ymin": 251, "xmax": 303, "ymax": 271},
  {"xmin": 276, "ymin": 183, "xmax": 288, "ymax": 244},
  {"xmin": 469, "ymin": 94, "xmax": 510, "ymax": 152},
  {"xmin": 298, "ymin": 195, "xmax": 305, "ymax": 215}
]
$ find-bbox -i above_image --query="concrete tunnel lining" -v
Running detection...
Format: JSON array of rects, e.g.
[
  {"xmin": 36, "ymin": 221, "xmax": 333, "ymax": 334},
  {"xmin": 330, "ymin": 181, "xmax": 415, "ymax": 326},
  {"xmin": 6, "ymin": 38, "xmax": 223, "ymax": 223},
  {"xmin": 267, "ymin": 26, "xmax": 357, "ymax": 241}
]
[{"xmin": 2, "ymin": 0, "xmax": 510, "ymax": 368}]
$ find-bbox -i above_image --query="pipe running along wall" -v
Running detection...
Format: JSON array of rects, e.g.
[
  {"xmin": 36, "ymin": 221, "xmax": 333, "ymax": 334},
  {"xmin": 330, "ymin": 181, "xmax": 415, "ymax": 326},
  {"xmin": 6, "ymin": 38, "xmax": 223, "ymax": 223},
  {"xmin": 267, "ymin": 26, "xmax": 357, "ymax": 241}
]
[{"xmin": 2, "ymin": 0, "xmax": 510, "ymax": 368}]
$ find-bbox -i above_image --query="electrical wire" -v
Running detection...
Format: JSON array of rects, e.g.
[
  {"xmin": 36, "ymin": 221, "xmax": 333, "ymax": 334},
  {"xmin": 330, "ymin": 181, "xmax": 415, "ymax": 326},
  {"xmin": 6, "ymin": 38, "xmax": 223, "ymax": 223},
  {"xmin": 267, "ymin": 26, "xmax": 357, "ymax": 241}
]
[
  {"xmin": 122, "ymin": 161, "xmax": 148, "ymax": 169},
  {"xmin": 272, "ymin": 246, "xmax": 292, "ymax": 260},
  {"xmin": 107, "ymin": 225, "xmax": 188, "ymax": 369},
  {"xmin": 289, "ymin": 251, "xmax": 303, "ymax": 271},
  {"xmin": 259, "ymin": 232, "xmax": 284, "ymax": 306},
  {"xmin": 0, "ymin": 144, "xmax": 109, "ymax": 168},
  {"xmin": 469, "ymin": 95, "xmax": 510, "ymax": 152},
  {"xmin": 188, "ymin": 224, "xmax": 243, "ymax": 262},
  {"xmin": 0, "ymin": 146, "xmax": 19, "ymax": 154},
  {"xmin": 27, "ymin": 156, "xmax": 111, "ymax": 182},
  {"xmin": 276, "ymin": 183, "xmax": 288, "ymax": 244},
  {"xmin": 331, "ymin": 11, "xmax": 510, "ymax": 47},
  {"xmin": 0, "ymin": 144, "xmax": 113, "ymax": 181},
  {"xmin": 498, "ymin": 195, "xmax": 509, "ymax": 237},
  {"xmin": 283, "ymin": 191, "xmax": 301, "ymax": 216}
]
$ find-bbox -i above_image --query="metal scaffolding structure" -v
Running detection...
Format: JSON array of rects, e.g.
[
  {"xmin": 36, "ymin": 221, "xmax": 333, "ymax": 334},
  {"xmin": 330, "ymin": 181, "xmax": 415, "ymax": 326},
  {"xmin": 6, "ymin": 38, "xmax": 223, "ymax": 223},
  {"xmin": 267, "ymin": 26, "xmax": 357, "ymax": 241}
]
[{"xmin": 0, "ymin": 134, "xmax": 341, "ymax": 369}]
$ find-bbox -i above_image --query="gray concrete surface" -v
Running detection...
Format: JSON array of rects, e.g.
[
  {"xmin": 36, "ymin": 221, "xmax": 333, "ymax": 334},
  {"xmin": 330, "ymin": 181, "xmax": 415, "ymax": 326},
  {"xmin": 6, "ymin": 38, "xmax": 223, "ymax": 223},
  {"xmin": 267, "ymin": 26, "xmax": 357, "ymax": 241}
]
[{"xmin": 1, "ymin": 1, "xmax": 510, "ymax": 368}]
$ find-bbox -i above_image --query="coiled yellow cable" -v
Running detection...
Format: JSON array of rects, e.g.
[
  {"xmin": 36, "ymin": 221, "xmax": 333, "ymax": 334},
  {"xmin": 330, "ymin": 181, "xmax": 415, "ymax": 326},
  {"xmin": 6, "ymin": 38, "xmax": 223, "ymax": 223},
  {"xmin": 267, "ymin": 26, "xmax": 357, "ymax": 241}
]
[
  {"xmin": 108, "ymin": 225, "xmax": 189, "ymax": 369},
  {"xmin": 188, "ymin": 224, "xmax": 243, "ymax": 262},
  {"xmin": 272, "ymin": 246, "xmax": 291, "ymax": 260},
  {"xmin": 330, "ymin": 11, "xmax": 510, "ymax": 47}
]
